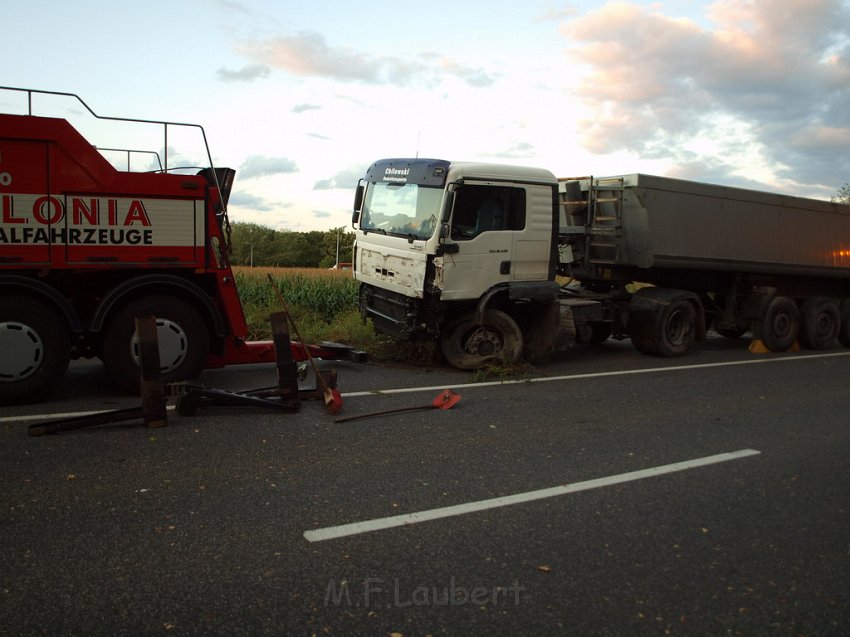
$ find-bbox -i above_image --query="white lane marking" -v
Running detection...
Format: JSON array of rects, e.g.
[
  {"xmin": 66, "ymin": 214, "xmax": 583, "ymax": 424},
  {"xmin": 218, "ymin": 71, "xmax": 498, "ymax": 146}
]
[
  {"xmin": 343, "ymin": 351, "xmax": 850, "ymax": 398},
  {"xmin": 1, "ymin": 405, "xmax": 176, "ymax": 423},
  {"xmin": 303, "ymin": 448, "xmax": 762, "ymax": 542},
  {"xmin": 6, "ymin": 350, "xmax": 850, "ymax": 423}
]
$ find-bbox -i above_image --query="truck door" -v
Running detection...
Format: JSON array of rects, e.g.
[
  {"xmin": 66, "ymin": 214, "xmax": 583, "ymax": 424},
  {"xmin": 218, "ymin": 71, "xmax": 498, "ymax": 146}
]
[{"xmin": 440, "ymin": 182, "xmax": 526, "ymax": 300}]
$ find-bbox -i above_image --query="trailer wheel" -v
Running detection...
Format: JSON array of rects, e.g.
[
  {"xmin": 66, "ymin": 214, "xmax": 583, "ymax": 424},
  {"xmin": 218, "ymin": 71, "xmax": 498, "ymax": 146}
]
[
  {"xmin": 839, "ymin": 299, "xmax": 850, "ymax": 347},
  {"xmin": 440, "ymin": 309, "xmax": 523, "ymax": 370},
  {"xmin": 102, "ymin": 295, "xmax": 210, "ymax": 392},
  {"xmin": 0, "ymin": 296, "xmax": 71, "ymax": 405},
  {"xmin": 654, "ymin": 300, "xmax": 695, "ymax": 357},
  {"xmin": 799, "ymin": 297, "xmax": 840, "ymax": 350},
  {"xmin": 755, "ymin": 296, "xmax": 799, "ymax": 352}
]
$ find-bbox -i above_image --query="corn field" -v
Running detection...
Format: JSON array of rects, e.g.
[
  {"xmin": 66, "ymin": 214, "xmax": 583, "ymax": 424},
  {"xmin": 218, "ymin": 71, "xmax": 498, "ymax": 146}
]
[
  {"xmin": 234, "ymin": 266, "xmax": 358, "ymax": 318},
  {"xmin": 232, "ymin": 266, "xmax": 372, "ymax": 346}
]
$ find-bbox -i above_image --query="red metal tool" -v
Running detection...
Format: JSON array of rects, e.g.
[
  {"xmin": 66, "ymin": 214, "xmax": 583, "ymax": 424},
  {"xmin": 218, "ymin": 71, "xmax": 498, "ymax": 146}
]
[{"xmin": 334, "ymin": 389, "xmax": 461, "ymax": 423}]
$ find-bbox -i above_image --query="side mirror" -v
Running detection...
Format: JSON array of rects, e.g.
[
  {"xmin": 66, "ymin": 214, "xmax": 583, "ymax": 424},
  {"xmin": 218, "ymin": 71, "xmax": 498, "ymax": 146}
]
[
  {"xmin": 352, "ymin": 183, "xmax": 365, "ymax": 226},
  {"xmin": 442, "ymin": 190, "xmax": 455, "ymax": 223}
]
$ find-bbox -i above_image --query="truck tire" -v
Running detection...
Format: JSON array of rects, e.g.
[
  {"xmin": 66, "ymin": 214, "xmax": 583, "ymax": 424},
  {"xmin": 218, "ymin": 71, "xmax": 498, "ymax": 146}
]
[
  {"xmin": 440, "ymin": 309, "xmax": 523, "ymax": 370},
  {"xmin": 0, "ymin": 296, "xmax": 71, "ymax": 405},
  {"xmin": 653, "ymin": 299, "xmax": 695, "ymax": 357},
  {"xmin": 101, "ymin": 295, "xmax": 210, "ymax": 392},
  {"xmin": 798, "ymin": 297, "xmax": 840, "ymax": 350},
  {"xmin": 839, "ymin": 299, "xmax": 850, "ymax": 347},
  {"xmin": 755, "ymin": 296, "xmax": 799, "ymax": 352}
]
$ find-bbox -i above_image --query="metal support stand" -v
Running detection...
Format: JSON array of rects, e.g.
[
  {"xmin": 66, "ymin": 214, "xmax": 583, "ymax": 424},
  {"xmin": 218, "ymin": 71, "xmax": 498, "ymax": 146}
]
[
  {"xmin": 29, "ymin": 316, "xmax": 167, "ymax": 436},
  {"xmin": 28, "ymin": 309, "xmax": 336, "ymax": 434}
]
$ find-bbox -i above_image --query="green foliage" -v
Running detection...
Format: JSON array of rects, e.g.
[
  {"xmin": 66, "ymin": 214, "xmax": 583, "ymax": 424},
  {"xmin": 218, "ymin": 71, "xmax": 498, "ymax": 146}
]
[
  {"xmin": 229, "ymin": 222, "xmax": 355, "ymax": 268},
  {"xmin": 233, "ymin": 266, "xmax": 442, "ymax": 365},
  {"xmin": 834, "ymin": 183, "xmax": 850, "ymax": 205}
]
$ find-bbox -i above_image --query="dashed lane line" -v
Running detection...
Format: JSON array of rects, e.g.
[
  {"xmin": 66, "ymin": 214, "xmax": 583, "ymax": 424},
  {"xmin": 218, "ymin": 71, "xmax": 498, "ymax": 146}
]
[{"xmin": 303, "ymin": 448, "xmax": 762, "ymax": 542}]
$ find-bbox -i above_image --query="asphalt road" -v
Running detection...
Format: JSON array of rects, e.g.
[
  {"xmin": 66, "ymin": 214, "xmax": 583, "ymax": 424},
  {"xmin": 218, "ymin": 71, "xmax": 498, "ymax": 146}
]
[{"xmin": 1, "ymin": 336, "xmax": 848, "ymax": 636}]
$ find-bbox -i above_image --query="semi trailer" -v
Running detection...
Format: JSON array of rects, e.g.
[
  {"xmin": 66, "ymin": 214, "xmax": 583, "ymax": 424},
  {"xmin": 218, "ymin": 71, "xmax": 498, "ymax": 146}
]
[
  {"xmin": 351, "ymin": 158, "xmax": 850, "ymax": 369},
  {"xmin": 0, "ymin": 88, "xmax": 357, "ymax": 405}
]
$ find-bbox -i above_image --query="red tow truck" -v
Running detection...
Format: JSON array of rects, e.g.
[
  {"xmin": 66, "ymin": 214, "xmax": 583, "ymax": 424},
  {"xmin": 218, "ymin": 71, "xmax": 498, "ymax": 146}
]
[{"xmin": 0, "ymin": 87, "xmax": 359, "ymax": 405}]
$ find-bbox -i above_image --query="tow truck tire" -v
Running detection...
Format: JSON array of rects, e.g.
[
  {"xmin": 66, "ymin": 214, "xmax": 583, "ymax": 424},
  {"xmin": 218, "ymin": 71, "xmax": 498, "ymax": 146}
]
[
  {"xmin": 440, "ymin": 309, "xmax": 523, "ymax": 370},
  {"xmin": 0, "ymin": 296, "xmax": 71, "ymax": 405},
  {"xmin": 799, "ymin": 297, "xmax": 840, "ymax": 350},
  {"xmin": 102, "ymin": 295, "xmax": 210, "ymax": 392}
]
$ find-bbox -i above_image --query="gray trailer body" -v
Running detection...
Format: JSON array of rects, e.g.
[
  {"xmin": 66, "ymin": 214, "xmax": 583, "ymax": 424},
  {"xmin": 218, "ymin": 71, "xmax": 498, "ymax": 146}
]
[{"xmin": 561, "ymin": 174, "xmax": 850, "ymax": 280}]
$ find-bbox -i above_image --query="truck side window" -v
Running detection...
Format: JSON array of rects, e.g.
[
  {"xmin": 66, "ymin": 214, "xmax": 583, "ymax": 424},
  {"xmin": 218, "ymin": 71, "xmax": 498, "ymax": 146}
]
[{"xmin": 450, "ymin": 185, "xmax": 526, "ymax": 240}]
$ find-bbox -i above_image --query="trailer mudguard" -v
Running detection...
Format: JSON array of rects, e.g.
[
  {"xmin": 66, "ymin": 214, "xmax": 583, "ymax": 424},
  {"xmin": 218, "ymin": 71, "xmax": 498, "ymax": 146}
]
[{"xmin": 628, "ymin": 287, "xmax": 707, "ymax": 341}]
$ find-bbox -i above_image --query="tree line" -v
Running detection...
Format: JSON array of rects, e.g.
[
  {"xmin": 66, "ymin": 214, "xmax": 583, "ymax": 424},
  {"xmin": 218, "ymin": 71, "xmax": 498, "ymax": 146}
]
[{"xmin": 228, "ymin": 222, "xmax": 355, "ymax": 268}]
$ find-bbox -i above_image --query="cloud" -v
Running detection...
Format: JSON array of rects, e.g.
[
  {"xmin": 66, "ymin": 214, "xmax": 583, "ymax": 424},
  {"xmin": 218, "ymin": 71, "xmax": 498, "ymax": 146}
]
[
  {"xmin": 293, "ymin": 103, "xmax": 321, "ymax": 113},
  {"xmin": 227, "ymin": 191, "xmax": 276, "ymax": 211},
  {"xmin": 314, "ymin": 166, "xmax": 366, "ymax": 190},
  {"xmin": 560, "ymin": 0, "xmax": 850, "ymax": 191},
  {"xmin": 312, "ymin": 210, "xmax": 332, "ymax": 219},
  {"xmin": 239, "ymin": 155, "xmax": 298, "ymax": 179},
  {"xmin": 216, "ymin": 64, "xmax": 271, "ymax": 82},
  {"xmin": 241, "ymin": 31, "xmax": 495, "ymax": 87}
]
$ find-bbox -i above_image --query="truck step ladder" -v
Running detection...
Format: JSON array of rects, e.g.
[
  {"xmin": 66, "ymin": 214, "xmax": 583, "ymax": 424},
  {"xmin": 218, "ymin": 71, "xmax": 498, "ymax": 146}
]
[{"xmin": 587, "ymin": 177, "xmax": 625, "ymax": 265}]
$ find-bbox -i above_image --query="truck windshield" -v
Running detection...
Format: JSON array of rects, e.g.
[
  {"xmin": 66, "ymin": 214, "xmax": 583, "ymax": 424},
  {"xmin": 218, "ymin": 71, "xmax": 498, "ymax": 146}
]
[{"xmin": 360, "ymin": 181, "xmax": 443, "ymax": 240}]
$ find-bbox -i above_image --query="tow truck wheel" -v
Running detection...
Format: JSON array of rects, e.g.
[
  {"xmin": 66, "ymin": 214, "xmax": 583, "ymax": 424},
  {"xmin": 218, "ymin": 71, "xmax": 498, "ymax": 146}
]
[
  {"xmin": 799, "ymin": 297, "xmax": 840, "ymax": 350},
  {"xmin": 0, "ymin": 296, "xmax": 71, "ymax": 405},
  {"xmin": 102, "ymin": 295, "xmax": 210, "ymax": 392},
  {"xmin": 440, "ymin": 309, "xmax": 523, "ymax": 370}
]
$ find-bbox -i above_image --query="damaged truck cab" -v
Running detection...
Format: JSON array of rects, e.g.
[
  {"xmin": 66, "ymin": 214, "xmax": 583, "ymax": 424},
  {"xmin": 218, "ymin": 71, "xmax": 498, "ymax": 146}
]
[{"xmin": 352, "ymin": 158, "xmax": 565, "ymax": 368}]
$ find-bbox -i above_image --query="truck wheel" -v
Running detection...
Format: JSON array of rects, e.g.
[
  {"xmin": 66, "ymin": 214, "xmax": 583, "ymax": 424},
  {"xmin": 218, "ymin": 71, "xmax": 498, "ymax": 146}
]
[
  {"xmin": 755, "ymin": 296, "xmax": 799, "ymax": 352},
  {"xmin": 0, "ymin": 296, "xmax": 71, "ymax": 405},
  {"xmin": 799, "ymin": 297, "xmax": 840, "ymax": 350},
  {"xmin": 839, "ymin": 299, "xmax": 850, "ymax": 347},
  {"xmin": 654, "ymin": 300, "xmax": 695, "ymax": 357},
  {"xmin": 440, "ymin": 309, "xmax": 523, "ymax": 370},
  {"xmin": 102, "ymin": 295, "xmax": 210, "ymax": 392}
]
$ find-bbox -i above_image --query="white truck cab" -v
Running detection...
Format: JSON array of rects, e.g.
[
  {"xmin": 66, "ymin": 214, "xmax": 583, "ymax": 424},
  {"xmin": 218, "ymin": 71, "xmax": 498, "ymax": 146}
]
[{"xmin": 352, "ymin": 158, "xmax": 562, "ymax": 367}]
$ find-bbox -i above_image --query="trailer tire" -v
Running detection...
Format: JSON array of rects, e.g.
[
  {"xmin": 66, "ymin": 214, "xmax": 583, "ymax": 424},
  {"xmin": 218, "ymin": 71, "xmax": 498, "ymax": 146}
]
[
  {"xmin": 102, "ymin": 295, "xmax": 210, "ymax": 392},
  {"xmin": 653, "ymin": 300, "xmax": 695, "ymax": 357},
  {"xmin": 440, "ymin": 309, "xmax": 523, "ymax": 370},
  {"xmin": 755, "ymin": 296, "xmax": 799, "ymax": 352},
  {"xmin": 839, "ymin": 299, "xmax": 850, "ymax": 347},
  {"xmin": 799, "ymin": 297, "xmax": 840, "ymax": 350},
  {"xmin": 0, "ymin": 296, "xmax": 71, "ymax": 405}
]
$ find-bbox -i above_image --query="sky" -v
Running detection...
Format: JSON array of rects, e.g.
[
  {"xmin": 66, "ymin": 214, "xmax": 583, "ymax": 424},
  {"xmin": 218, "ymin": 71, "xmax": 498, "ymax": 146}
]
[{"xmin": 2, "ymin": 0, "xmax": 849, "ymax": 231}]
